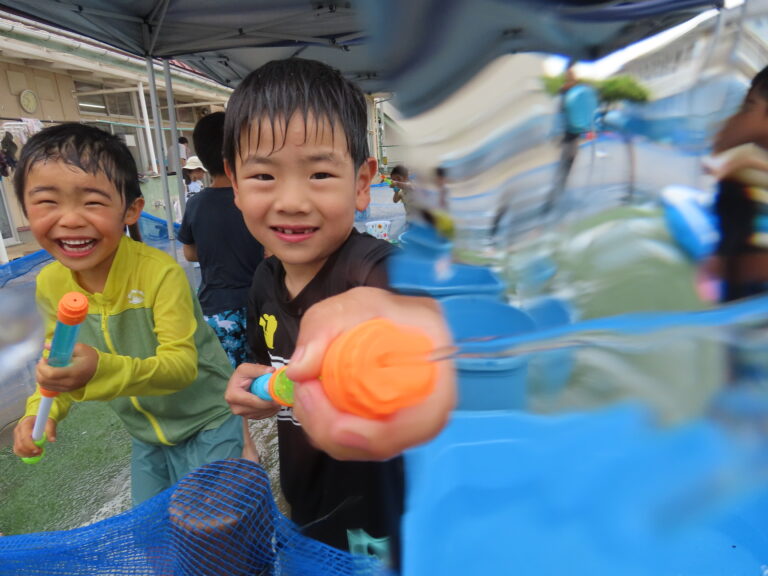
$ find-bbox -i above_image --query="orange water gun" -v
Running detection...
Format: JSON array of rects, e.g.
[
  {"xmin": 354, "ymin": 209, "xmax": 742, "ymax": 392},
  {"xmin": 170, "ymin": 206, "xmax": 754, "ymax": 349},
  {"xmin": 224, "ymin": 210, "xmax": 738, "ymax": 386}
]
[{"xmin": 250, "ymin": 318, "xmax": 437, "ymax": 419}]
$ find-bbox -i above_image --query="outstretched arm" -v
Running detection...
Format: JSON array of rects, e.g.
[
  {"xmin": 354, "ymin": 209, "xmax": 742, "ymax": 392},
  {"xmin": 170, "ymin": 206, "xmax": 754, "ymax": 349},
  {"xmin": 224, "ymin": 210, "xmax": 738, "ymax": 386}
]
[{"xmin": 287, "ymin": 287, "xmax": 456, "ymax": 461}]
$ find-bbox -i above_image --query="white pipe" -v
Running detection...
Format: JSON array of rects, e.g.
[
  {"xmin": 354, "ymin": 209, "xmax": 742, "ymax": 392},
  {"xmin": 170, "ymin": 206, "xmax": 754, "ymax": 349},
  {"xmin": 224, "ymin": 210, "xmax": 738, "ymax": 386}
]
[
  {"xmin": 76, "ymin": 87, "xmax": 140, "ymax": 97},
  {"xmin": 163, "ymin": 59, "xmax": 187, "ymax": 215},
  {"xmin": 0, "ymin": 234, "xmax": 9, "ymax": 265},
  {"xmin": 137, "ymin": 82, "xmax": 158, "ymax": 174}
]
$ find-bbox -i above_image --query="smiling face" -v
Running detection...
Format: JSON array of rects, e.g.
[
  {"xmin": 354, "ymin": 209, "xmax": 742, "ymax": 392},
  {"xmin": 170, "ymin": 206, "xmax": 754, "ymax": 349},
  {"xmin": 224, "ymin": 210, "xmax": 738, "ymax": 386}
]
[
  {"xmin": 228, "ymin": 113, "xmax": 376, "ymax": 294},
  {"xmin": 23, "ymin": 160, "xmax": 143, "ymax": 293}
]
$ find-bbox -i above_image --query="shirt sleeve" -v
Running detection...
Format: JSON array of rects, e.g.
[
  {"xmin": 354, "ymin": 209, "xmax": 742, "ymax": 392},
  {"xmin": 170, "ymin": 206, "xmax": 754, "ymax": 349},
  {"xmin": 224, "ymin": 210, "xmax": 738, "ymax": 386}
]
[{"xmin": 68, "ymin": 264, "xmax": 200, "ymax": 402}]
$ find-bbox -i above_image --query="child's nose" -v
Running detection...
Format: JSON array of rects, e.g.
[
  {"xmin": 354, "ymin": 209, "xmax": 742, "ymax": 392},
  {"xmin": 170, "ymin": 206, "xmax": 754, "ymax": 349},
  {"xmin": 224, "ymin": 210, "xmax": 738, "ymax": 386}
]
[
  {"xmin": 58, "ymin": 209, "xmax": 87, "ymax": 227},
  {"xmin": 274, "ymin": 181, "xmax": 310, "ymax": 213}
]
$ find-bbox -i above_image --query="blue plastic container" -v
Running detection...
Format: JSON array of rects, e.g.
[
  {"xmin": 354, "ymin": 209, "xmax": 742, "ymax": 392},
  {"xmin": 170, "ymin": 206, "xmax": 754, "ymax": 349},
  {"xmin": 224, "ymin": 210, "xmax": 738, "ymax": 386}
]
[
  {"xmin": 441, "ymin": 296, "xmax": 535, "ymax": 410},
  {"xmin": 403, "ymin": 404, "xmax": 768, "ymax": 576},
  {"xmin": 388, "ymin": 254, "xmax": 505, "ymax": 300},
  {"xmin": 661, "ymin": 185, "xmax": 719, "ymax": 262},
  {"xmin": 398, "ymin": 222, "xmax": 453, "ymax": 260}
]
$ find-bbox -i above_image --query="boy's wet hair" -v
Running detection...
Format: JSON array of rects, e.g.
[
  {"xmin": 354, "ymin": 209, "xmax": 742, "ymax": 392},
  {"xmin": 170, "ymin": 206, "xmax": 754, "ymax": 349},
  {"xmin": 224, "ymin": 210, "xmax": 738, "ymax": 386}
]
[
  {"xmin": 750, "ymin": 65, "xmax": 768, "ymax": 104},
  {"xmin": 193, "ymin": 112, "xmax": 226, "ymax": 176},
  {"xmin": 14, "ymin": 123, "xmax": 141, "ymax": 213},
  {"xmin": 223, "ymin": 58, "xmax": 370, "ymax": 176}
]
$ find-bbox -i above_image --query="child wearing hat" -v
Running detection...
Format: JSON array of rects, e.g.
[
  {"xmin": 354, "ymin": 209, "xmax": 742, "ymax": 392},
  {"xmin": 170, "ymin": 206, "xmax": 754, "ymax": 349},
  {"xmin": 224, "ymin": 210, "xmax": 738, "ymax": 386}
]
[{"xmin": 184, "ymin": 155, "xmax": 207, "ymax": 198}]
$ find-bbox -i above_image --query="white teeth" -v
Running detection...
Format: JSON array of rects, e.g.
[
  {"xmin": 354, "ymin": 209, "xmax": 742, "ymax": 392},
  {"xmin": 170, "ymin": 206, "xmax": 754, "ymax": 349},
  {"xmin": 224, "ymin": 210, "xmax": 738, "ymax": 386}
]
[{"xmin": 60, "ymin": 239, "xmax": 95, "ymax": 252}]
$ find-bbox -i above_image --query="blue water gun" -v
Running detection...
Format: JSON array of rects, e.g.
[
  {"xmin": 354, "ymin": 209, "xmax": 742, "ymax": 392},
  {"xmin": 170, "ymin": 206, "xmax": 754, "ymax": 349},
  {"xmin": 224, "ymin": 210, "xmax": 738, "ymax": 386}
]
[{"xmin": 22, "ymin": 291, "xmax": 89, "ymax": 464}]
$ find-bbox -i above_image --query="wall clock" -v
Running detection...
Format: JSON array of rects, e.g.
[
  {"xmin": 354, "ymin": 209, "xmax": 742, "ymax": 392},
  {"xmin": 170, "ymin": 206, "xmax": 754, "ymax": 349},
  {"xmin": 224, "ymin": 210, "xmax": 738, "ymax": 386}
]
[{"xmin": 19, "ymin": 89, "xmax": 38, "ymax": 114}]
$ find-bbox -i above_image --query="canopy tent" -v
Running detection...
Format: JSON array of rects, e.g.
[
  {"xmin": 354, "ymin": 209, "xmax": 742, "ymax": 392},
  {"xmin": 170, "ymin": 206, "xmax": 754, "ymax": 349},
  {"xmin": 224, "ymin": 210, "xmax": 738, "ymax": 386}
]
[
  {"xmin": 0, "ymin": 0, "xmax": 723, "ymax": 242},
  {"xmin": 0, "ymin": 0, "xmax": 723, "ymax": 116}
]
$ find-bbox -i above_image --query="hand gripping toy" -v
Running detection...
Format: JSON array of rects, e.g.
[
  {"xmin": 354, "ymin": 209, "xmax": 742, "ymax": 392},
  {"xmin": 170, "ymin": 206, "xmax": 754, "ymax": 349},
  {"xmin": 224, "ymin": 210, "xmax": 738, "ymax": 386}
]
[
  {"xmin": 22, "ymin": 291, "xmax": 89, "ymax": 464},
  {"xmin": 251, "ymin": 318, "xmax": 437, "ymax": 419}
]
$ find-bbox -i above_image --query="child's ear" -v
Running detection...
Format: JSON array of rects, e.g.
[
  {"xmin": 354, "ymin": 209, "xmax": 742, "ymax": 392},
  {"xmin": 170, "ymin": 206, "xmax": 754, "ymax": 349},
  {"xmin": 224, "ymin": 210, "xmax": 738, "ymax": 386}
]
[
  {"xmin": 355, "ymin": 157, "xmax": 377, "ymax": 212},
  {"xmin": 225, "ymin": 160, "xmax": 242, "ymax": 209},
  {"xmin": 124, "ymin": 196, "xmax": 145, "ymax": 225}
]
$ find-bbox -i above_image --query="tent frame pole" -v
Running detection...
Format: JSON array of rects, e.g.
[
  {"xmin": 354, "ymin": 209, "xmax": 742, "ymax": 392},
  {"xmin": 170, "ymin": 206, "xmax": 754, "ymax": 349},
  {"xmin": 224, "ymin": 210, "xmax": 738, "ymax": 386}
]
[
  {"xmin": 145, "ymin": 55, "xmax": 177, "ymax": 247},
  {"xmin": 163, "ymin": 59, "xmax": 187, "ymax": 215}
]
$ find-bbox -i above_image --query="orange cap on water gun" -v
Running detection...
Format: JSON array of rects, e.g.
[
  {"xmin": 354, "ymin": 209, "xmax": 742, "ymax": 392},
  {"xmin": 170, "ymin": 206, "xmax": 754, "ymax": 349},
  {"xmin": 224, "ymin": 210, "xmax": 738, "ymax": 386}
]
[
  {"xmin": 321, "ymin": 318, "xmax": 437, "ymax": 419},
  {"xmin": 56, "ymin": 291, "xmax": 89, "ymax": 325}
]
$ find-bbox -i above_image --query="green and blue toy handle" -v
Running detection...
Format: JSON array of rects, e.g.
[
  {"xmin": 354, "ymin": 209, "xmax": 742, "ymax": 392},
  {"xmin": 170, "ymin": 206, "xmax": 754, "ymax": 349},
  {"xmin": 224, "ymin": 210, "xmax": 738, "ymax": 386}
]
[
  {"xmin": 250, "ymin": 368, "xmax": 294, "ymax": 407},
  {"xmin": 22, "ymin": 291, "xmax": 89, "ymax": 464}
]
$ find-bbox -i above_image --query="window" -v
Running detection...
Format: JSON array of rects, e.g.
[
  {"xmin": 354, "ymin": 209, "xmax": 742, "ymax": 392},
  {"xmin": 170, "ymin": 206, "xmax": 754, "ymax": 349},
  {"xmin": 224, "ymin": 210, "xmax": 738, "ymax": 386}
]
[
  {"xmin": 104, "ymin": 92, "xmax": 135, "ymax": 117},
  {"xmin": 75, "ymin": 82, "xmax": 107, "ymax": 115}
]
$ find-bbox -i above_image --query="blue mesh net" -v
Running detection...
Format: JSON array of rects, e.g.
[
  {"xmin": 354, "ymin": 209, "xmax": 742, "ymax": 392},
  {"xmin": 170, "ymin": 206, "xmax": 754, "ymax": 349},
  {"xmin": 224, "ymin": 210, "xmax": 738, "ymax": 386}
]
[
  {"xmin": 0, "ymin": 459, "xmax": 391, "ymax": 576},
  {"xmin": 0, "ymin": 249, "xmax": 52, "ymax": 288}
]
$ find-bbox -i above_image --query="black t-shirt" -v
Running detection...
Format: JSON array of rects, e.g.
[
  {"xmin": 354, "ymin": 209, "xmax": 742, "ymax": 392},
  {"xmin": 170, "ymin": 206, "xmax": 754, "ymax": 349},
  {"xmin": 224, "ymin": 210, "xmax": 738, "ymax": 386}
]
[
  {"xmin": 247, "ymin": 230, "xmax": 402, "ymax": 555},
  {"xmin": 177, "ymin": 186, "xmax": 264, "ymax": 315},
  {"xmin": 715, "ymin": 179, "xmax": 758, "ymax": 256}
]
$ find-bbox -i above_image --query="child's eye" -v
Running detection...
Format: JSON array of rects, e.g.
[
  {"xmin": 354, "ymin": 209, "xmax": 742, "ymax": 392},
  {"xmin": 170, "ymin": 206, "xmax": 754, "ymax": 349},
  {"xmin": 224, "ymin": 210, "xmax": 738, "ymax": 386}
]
[
  {"xmin": 250, "ymin": 173, "xmax": 274, "ymax": 181},
  {"xmin": 311, "ymin": 172, "xmax": 333, "ymax": 180}
]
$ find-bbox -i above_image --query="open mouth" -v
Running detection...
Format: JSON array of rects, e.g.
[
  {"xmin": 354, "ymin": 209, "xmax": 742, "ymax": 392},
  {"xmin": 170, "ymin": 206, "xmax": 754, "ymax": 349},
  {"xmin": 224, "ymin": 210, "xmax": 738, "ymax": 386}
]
[{"xmin": 58, "ymin": 238, "xmax": 96, "ymax": 254}]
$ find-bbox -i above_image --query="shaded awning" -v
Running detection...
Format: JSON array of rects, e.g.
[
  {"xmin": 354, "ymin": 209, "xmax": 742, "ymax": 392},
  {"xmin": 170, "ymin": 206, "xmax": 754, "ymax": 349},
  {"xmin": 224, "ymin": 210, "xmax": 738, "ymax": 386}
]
[{"xmin": 0, "ymin": 0, "xmax": 721, "ymax": 115}]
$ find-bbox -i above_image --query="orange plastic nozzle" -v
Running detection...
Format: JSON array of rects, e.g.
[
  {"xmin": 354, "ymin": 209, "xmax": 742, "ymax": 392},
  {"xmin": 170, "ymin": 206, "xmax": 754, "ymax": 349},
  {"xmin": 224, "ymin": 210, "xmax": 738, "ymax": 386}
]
[
  {"xmin": 39, "ymin": 387, "xmax": 59, "ymax": 398},
  {"xmin": 57, "ymin": 292, "xmax": 89, "ymax": 325},
  {"xmin": 321, "ymin": 318, "xmax": 437, "ymax": 419}
]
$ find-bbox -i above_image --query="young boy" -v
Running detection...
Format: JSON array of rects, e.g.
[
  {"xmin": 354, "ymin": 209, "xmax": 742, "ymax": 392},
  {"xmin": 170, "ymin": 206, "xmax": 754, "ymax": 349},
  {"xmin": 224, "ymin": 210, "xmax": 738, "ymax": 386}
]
[
  {"xmin": 706, "ymin": 65, "xmax": 768, "ymax": 302},
  {"xmin": 178, "ymin": 113, "xmax": 265, "ymax": 367},
  {"xmin": 178, "ymin": 111, "xmax": 265, "ymax": 460},
  {"xmin": 390, "ymin": 164, "xmax": 413, "ymax": 216},
  {"xmin": 221, "ymin": 58, "xmax": 436, "ymax": 566},
  {"xmin": 12, "ymin": 123, "xmax": 243, "ymax": 505}
]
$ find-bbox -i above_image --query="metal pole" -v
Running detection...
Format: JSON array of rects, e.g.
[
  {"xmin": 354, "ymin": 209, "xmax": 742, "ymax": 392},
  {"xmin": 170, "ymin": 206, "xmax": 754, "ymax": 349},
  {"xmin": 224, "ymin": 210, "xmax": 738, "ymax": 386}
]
[
  {"xmin": 137, "ymin": 81, "xmax": 158, "ymax": 174},
  {"xmin": 163, "ymin": 59, "xmax": 187, "ymax": 215},
  {"xmin": 145, "ymin": 56, "xmax": 176, "ymax": 244}
]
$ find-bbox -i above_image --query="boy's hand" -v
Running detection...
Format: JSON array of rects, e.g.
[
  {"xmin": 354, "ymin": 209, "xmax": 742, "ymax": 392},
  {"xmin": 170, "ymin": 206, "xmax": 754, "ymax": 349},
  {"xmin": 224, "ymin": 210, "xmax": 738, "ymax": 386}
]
[
  {"xmin": 13, "ymin": 416, "xmax": 57, "ymax": 458},
  {"xmin": 35, "ymin": 343, "xmax": 98, "ymax": 393},
  {"xmin": 225, "ymin": 363, "xmax": 281, "ymax": 420},
  {"xmin": 288, "ymin": 287, "xmax": 456, "ymax": 461}
]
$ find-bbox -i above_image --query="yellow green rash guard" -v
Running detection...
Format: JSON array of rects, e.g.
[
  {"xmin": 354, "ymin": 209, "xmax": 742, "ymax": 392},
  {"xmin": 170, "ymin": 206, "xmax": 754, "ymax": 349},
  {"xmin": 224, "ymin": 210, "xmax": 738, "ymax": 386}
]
[{"xmin": 25, "ymin": 236, "xmax": 234, "ymax": 446}]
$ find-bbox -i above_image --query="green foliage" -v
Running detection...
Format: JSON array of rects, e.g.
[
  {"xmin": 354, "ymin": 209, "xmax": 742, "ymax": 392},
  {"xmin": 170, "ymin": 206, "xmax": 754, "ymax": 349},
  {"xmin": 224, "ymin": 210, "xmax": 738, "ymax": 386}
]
[
  {"xmin": 598, "ymin": 75, "xmax": 650, "ymax": 104},
  {"xmin": 541, "ymin": 74, "xmax": 650, "ymax": 104}
]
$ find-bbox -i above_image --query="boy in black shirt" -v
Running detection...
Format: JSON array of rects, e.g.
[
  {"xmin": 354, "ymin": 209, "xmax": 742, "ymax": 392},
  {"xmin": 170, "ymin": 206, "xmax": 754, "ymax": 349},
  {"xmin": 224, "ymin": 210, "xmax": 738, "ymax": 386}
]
[{"xmin": 221, "ymin": 58, "xmax": 455, "ymax": 567}]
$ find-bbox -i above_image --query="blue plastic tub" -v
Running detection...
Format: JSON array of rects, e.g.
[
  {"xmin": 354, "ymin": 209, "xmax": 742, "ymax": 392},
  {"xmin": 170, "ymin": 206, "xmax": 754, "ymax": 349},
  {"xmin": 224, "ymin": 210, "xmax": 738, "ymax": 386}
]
[
  {"xmin": 388, "ymin": 254, "xmax": 505, "ymax": 299},
  {"xmin": 441, "ymin": 296, "xmax": 535, "ymax": 410},
  {"xmin": 403, "ymin": 404, "xmax": 768, "ymax": 576}
]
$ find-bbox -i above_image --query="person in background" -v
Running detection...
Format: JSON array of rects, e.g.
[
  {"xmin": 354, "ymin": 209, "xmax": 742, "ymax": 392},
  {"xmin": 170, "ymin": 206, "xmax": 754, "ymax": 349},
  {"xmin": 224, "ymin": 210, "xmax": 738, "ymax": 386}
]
[
  {"xmin": 705, "ymin": 65, "xmax": 768, "ymax": 302},
  {"xmin": 390, "ymin": 164, "xmax": 413, "ymax": 217},
  {"xmin": 177, "ymin": 112, "xmax": 266, "ymax": 460},
  {"xmin": 12, "ymin": 123, "xmax": 243, "ymax": 504},
  {"xmin": 545, "ymin": 63, "xmax": 597, "ymax": 214},
  {"xmin": 167, "ymin": 136, "xmax": 190, "ymax": 176},
  {"xmin": 183, "ymin": 155, "xmax": 207, "ymax": 199},
  {"xmin": 221, "ymin": 58, "xmax": 454, "ymax": 568}
]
